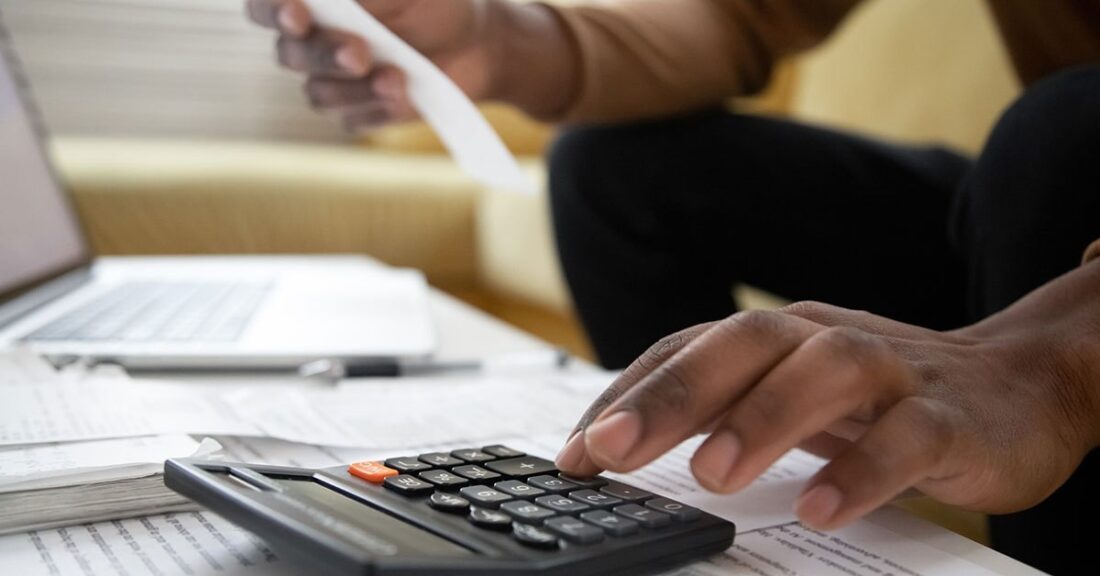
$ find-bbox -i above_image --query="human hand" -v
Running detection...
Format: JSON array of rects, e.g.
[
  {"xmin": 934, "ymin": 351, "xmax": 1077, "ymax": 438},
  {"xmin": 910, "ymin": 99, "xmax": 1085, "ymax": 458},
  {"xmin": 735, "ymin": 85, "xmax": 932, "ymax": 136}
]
[
  {"xmin": 245, "ymin": 0, "xmax": 498, "ymax": 132},
  {"xmin": 555, "ymin": 267, "xmax": 1100, "ymax": 530}
]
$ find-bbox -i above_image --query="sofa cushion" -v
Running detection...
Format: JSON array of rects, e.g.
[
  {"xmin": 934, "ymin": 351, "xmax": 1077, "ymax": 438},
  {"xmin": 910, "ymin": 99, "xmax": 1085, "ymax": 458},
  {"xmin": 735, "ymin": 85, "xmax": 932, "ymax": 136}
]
[{"xmin": 52, "ymin": 137, "xmax": 482, "ymax": 290}]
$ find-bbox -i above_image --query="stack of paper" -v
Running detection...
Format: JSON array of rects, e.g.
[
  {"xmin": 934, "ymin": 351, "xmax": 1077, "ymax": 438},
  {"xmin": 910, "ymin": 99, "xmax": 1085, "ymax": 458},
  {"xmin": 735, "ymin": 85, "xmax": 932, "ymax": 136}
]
[{"xmin": 0, "ymin": 354, "xmax": 226, "ymax": 535}]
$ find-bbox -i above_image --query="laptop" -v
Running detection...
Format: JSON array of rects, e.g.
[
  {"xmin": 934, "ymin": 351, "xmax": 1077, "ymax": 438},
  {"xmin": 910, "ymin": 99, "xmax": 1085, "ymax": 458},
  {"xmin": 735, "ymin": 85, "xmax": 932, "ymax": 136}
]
[{"xmin": 0, "ymin": 27, "xmax": 436, "ymax": 370}]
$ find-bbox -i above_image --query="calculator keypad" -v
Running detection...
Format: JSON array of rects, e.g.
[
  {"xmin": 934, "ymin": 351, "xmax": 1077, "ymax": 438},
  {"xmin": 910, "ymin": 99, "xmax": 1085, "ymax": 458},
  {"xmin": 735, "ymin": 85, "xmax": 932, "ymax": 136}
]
[
  {"xmin": 485, "ymin": 456, "xmax": 557, "ymax": 477},
  {"xmin": 419, "ymin": 469, "xmax": 469, "ymax": 488},
  {"xmin": 469, "ymin": 507, "xmax": 513, "ymax": 530},
  {"xmin": 452, "ymin": 465, "xmax": 501, "ymax": 481},
  {"xmin": 367, "ymin": 445, "xmax": 701, "ymax": 551},
  {"xmin": 459, "ymin": 485, "xmax": 513, "ymax": 508},
  {"xmin": 429, "ymin": 492, "xmax": 471, "ymax": 514}
]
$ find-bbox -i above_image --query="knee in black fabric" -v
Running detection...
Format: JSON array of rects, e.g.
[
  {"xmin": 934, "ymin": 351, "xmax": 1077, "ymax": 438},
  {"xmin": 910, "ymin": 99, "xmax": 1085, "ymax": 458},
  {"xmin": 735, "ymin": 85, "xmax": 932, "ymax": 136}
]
[
  {"xmin": 968, "ymin": 65, "xmax": 1100, "ymax": 221},
  {"xmin": 959, "ymin": 65, "xmax": 1100, "ymax": 308}
]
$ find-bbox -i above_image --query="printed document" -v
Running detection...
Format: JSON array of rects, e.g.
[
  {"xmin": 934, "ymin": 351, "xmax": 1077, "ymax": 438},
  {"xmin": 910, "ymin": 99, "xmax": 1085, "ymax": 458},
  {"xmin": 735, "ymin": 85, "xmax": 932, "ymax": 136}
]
[
  {"xmin": 226, "ymin": 374, "xmax": 608, "ymax": 449},
  {"xmin": 0, "ymin": 379, "xmax": 256, "ymax": 445},
  {"xmin": 0, "ymin": 434, "xmax": 1040, "ymax": 575},
  {"xmin": 0, "ymin": 435, "xmax": 215, "ymax": 492}
]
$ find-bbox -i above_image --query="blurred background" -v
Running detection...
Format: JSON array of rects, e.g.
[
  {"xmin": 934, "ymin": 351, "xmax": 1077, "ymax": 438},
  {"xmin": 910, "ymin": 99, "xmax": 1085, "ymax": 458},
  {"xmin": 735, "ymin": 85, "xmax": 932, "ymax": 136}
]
[{"xmin": 1, "ymin": 0, "xmax": 1023, "ymax": 540}]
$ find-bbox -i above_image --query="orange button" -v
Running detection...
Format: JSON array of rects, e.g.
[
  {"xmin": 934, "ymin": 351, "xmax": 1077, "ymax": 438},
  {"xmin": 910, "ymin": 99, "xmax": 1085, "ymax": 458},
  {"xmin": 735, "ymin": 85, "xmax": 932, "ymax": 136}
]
[{"xmin": 348, "ymin": 461, "xmax": 399, "ymax": 484}]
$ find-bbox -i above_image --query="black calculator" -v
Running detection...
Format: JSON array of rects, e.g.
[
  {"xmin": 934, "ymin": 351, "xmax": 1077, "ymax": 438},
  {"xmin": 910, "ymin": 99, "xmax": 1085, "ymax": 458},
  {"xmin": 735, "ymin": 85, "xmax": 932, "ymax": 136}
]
[{"xmin": 165, "ymin": 445, "xmax": 735, "ymax": 576}]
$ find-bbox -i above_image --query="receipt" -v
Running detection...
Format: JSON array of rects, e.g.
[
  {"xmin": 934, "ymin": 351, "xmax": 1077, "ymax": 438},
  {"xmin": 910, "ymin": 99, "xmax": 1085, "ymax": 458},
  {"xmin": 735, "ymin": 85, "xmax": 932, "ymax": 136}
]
[{"xmin": 302, "ymin": 0, "xmax": 536, "ymax": 195}]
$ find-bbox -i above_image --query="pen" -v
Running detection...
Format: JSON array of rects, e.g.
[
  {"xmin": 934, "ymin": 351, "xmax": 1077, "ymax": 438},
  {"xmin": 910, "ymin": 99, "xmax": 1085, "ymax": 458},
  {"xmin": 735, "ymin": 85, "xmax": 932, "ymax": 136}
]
[{"xmin": 297, "ymin": 348, "xmax": 571, "ymax": 380}]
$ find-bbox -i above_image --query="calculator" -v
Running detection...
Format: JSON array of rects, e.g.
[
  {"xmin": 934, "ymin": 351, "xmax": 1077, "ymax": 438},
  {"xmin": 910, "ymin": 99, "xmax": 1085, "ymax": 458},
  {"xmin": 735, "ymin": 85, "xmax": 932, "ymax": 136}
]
[{"xmin": 165, "ymin": 445, "xmax": 735, "ymax": 575}]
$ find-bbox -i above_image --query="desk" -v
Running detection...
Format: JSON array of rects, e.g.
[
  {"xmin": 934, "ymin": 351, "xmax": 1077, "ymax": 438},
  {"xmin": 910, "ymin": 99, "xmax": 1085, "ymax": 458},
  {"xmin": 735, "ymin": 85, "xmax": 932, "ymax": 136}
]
[{"xmin": 1, "ymin": 286, "xmax": 1044, "ymax": 576}]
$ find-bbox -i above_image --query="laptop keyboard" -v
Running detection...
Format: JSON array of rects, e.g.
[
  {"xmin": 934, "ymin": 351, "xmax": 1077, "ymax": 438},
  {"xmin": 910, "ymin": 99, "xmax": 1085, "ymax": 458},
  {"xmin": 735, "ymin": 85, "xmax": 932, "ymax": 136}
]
[{"xmin": 24, "ymin": 281, "xmax": 273, "ymax": 343}]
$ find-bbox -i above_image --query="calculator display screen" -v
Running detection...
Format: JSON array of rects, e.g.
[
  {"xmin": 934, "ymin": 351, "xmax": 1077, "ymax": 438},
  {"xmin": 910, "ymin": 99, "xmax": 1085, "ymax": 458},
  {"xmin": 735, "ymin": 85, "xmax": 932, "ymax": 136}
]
[{"xmin": 271, "ymin": 477, "xmax": 473, "ymax": 558}]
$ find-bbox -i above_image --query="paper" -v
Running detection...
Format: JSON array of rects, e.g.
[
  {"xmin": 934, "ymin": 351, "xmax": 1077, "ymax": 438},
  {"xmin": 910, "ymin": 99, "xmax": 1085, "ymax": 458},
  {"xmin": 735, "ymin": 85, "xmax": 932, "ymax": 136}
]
[
  {"xmin": 0, "ymin": 380, "xmax": 258, "ymax": 446},
  {"xmin": 0, "ymin": 434, "xmax": 1041, "ymax": 576},
  {"xmin": 0, "ymin": 435, "xmax": 218, "ymax": 492},
  {"xmin": 513, "ymin": 434, "xmax": 827, "ymax": 534},
  {"xmin": 672, "ymin": 519, "xmax": 1009, "ymax": 576},
  {"xmin": 0, "ymin": 349, "xmax": 60, "ymax": 384},
  {"xmin": 226, "ymin": 374, "xmax": 608, "ymax": 449},
  {"xmin": 301, "ymin": 0, "xmax": 535, "ymax": 194},
  {"xmin": 0, "ymin": 511, "xmax": 299, "ymax": 576}
]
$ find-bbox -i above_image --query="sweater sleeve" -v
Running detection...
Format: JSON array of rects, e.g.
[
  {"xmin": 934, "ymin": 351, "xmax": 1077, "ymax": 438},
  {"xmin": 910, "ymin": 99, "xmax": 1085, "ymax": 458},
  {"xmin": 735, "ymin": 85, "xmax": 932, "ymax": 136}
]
[{"xmin": 541, "ymin": 0, "xmax": 861, "ymax": 123}]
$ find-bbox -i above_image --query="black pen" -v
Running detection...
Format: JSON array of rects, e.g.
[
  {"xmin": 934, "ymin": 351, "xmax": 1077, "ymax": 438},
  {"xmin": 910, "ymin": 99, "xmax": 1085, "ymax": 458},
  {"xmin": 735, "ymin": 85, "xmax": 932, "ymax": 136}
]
[{"xmin": 297, "ymin": 348, "xmax": 570, "ymax": 380}]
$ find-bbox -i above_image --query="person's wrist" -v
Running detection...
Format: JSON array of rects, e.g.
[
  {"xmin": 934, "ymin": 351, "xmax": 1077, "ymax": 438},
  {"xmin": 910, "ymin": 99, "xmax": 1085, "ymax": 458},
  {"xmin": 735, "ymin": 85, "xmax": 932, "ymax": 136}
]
[
  {"xmin": 482, "ymin": 0, "xmax": 578, "ymax": 119},
  {"xmin": 963, "ymin": 259, "xmax": 1100, "ymax": 453}
]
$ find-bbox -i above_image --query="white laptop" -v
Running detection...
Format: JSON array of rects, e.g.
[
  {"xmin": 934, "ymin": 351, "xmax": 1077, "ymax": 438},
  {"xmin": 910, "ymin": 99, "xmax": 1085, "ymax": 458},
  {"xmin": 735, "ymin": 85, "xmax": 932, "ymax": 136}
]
[{"xmin": 0, "ymin": 31, "xmax": 435, "ymax": 369}]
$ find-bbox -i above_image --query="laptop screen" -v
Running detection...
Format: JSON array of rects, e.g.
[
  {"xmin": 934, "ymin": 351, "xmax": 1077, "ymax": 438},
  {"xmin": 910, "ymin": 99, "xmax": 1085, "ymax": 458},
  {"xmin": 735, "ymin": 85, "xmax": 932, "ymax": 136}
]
[{"xmin": 0, "ymin": 36, "xmax": 89, "ymax": 297}]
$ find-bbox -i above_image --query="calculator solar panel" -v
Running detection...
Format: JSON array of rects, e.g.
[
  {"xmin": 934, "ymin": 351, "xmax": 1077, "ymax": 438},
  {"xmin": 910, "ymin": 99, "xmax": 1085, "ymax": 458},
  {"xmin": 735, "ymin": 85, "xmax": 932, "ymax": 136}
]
[{"xmin": 165, "ymin": 445, "xmax": 735, "ymax": 576}]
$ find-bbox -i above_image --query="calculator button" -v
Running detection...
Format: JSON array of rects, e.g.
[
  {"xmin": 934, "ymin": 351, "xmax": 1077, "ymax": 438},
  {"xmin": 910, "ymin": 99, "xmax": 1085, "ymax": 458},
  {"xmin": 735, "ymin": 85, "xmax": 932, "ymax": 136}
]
[
  {"xmin": 545, "ymin": 517, "xmax": 604, "ymax": 545},
  {"xmin": 419, "ymin": 452, "xmax": 464, "ymax": 468},
  {"xmin": 535, "ymin": 495, "xmax": 590, "ymax": 514},
  {"xmin": 512, "ymin": 523, "xmax": 560, "ymax": 550},
  {"xmin": 482, "ymin": 445, "xmax": 526, "ymax": 458},
  {"xmin": 527, "ymin": 475, "xmax": 578, "ymax": 494},
  {"xmin": 384, "ymin": 457, "xmax": 431, "ymax": 473},
  {"xmin": 459, "ymin": 486, "xmax": 513, "ymax": 508},
  {"xmin": 644, "ymin": 498, "xmax": 701, "ymax": 522},
  {"xmin": 383, "ymin": 475, "xmax": 435, "ymax": 496},
  {"xmin": 494, "ymin": 480, "xmax": 546, "ymax": 498},
  {"xmin": 486, "ymin": 456, "xmax": 557, "ymax": 478},
  {"xmin": 451, "ymin": 449, "xmax": 496, "ymax": 463},
  {"xmin": 580, "ymin": 510, "xmax": 639, "ymax": 537},
  {"xmin": 469, "ymin": 507, "xmax": 513, "ymax": 531},
  {"xmin": 452, "ymin": 465, "xmax": 501, "ymax": 481},
  {"xmin": 418, "ymin": 469, "xmax": 469, "ymax": 489},
  {"xmin": 613, "ymin": 504, "xmax": 672, "ymax": 529},
  {"xmin": 600, "ymin": 481, "xmax": 654, "ymax": 502},
  {"xmin": 558, "ymin": 474, "xmax": 609, "ymax": 489},
  {"xmin": 429, "ymin": 492, "xmax": 471, "ymax": 514},
  {"xmin": 347, "ymin": 461, "xmax": 398, "ymax": 484},
  {"xmin": 569, "ymin": 489, "xmax": 623, "ymax": 509},
  {"xmin": 500, "ymin": 501, "xmax": 556, "ymax": 524}
]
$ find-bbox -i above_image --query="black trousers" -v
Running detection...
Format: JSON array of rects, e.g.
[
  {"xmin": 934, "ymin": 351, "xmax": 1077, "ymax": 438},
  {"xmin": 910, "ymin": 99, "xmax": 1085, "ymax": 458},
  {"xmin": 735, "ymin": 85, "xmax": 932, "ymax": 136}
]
[{"xmin": 548, "ymin": 65, "xmax": 1100, "ymax": 574}]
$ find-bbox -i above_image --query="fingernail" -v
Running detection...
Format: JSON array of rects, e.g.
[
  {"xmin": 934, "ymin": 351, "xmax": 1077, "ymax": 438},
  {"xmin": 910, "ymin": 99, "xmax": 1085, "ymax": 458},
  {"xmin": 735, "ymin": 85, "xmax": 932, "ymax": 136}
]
[
  {"xmin": 373, "ymin": 77, "xmax": 401, "ymax": 99},
  {"xmin": 584, "ymin": 411, "xmax": 642, "ymax": 464},
  {"xmin": 278, "ymin": 7, "xmax": 305, "ymax": 36},
  {"xmin": 555, "ymin": 431, "xmax": 585, "ymax": 472},
  {"xmin": 693, "ymin": 429, "xmax": 741, "ymax": 490},
  {"xmin": 336, "ymin": 46, "xmax": 366, "ymax": 75},
  {"xmin": 795, "ymin": 484, "xmax": 843, "ymax": 528}
]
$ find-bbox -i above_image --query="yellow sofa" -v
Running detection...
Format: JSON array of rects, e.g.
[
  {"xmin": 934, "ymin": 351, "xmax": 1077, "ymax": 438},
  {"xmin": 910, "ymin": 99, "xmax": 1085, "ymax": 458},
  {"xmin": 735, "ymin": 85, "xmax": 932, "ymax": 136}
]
[{"xmin": 53, "ymin": 0, "xmax": 1018, "ymax": 543}]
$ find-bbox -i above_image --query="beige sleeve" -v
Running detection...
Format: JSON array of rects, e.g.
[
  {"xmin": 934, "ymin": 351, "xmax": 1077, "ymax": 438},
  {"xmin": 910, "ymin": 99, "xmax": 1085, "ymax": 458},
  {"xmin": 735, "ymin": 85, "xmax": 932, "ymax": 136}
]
[
  {"xmin": 1084, "ymin": 239, "xmax": 1100, "ymax": 265},
  {"xmin": 542, "ymin": 0, "xmax": 861, "ymax": 123}
]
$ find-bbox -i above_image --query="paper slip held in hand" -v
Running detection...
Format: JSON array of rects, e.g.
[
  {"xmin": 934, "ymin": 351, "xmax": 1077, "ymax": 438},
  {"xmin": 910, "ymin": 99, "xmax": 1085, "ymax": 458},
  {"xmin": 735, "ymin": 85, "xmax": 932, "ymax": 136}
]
[{"xmin": 302, "ymin": 0, "xmax": 536, "ymax": 195}]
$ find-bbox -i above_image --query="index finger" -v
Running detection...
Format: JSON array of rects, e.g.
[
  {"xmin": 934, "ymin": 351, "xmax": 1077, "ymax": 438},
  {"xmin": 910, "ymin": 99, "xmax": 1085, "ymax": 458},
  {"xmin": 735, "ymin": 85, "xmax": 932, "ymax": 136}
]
[
  {"xmin": 575, "ymin": 311, "xmax": 824, "ymax": 475},
  {"xmin": 246, "ymin": 0, "xmax": 311, "ymax": 37},
  {"xmin": 555, "ymin": 323, "xmax": 715, "ymax": 472}
]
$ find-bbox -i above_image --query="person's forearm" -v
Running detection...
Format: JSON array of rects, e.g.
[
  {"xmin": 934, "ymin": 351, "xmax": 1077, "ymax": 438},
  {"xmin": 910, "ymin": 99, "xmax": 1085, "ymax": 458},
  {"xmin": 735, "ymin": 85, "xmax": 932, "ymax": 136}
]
[{"xmin": 485, "ymin": 1, "xmax": 580, "ymax": 120}]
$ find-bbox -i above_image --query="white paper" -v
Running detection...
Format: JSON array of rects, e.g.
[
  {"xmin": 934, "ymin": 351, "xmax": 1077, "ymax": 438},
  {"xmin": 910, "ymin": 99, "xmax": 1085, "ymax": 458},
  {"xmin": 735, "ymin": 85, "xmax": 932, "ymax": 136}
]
[
  {"xmin": 0, "ymin": 436, "xmax": 223, "ymax": 492},
  {"xmin": 0, "ymin": 511, "xmax": 300, "ymax": 576},
  {"xmin": 512, "ymin": 434, "xmax": 827, "ymax": 534},
  {"xmin": 669, "ymin": 520, "xmax": 1010, "ymax": 576},
  {"xmin": 225, "ymin": 373, "xmax": 608, "ymax": 449},
  {"xmin": 0, "ymin": 350, "xmax": 60, "ymax": 384},
  {"xmin": 301, "ymin": 0, "xmax": 535, "ymax": 195},
  {"xmin": 0, "ymin": 380, "xmax": 258, "ymax": 446},
  {"xmin": 0, "ymin": 434, "xmax": 1041, "ymax": 576}
]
